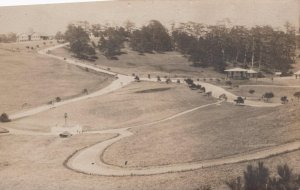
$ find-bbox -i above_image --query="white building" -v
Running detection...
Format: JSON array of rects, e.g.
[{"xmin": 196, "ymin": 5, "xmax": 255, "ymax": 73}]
[
  {"xmin": 17, "ymin": 33, "xmax": 29, "ymax": 42},
  {"xmin": 17, "ymin": 32, "xmax": 45, "ymax": 42},
  {"xmin": 29, "ymin": 32, "xmax": 40, "ymax": 41}
]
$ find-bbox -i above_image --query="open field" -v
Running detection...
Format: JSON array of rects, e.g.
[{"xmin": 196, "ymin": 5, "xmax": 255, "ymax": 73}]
[
  {"xmin": 51, "ymin": 46, "xmax": 224, "ymax": 79},
  {"xmin": 103, "ymin": 103, "xmax": 300, "ymax": 167},
  {"xmin": 1, "ymin": 42, "xmax": 300, "ymax": 189},
  {"xmin": 4, "ymin": 81, "xmax": 215, "ymax": 132},
  {"xmin": 0, "ymin": 42, "xmax": 113, "ymax": 114},
  {"xmin": 0, "ymin": 41, "xmax": 59, "ymax": 52},
  {"xmin": 1, "ymin": 132, "xmax": 300, "ymax": 190}
]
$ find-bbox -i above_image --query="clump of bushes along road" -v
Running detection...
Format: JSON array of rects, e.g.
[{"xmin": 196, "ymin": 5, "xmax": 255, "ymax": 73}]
[
  {"xmin": 0, "ymin": 113, "xmax": 10, "ymax": 122},
  {"xmin": 200, "ymin": 162, "xmax": 300, "ymax": 190}
]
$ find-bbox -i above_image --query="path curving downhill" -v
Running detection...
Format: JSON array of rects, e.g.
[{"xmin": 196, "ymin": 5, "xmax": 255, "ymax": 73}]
[
  {"xmin": 140, "ymin": 77, "xmax": 281, "ymax": 107},
  {"xmin": 2, "ymin": 43, "xmax": 296, "ymax": 176},
  {"xmin": 66, "ymin": 100, "xmax": 225, "ymax": 176},
  {"xmin": 9, "ymin": 44, "xmax": 134, "ymax": 121},
  {"xmin": 67, "ymin": 98, "xmax": 300, "ymax": 176}
]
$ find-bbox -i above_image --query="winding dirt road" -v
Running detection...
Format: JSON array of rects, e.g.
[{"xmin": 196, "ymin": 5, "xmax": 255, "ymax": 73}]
[
  {"xmin": 2, "ymin": 43, "xmax": 298, "ymax": 176},
  {"xmin": 9, "ymin": 44, "xmax": 134, "ymax": 121},
  {"xmin": 141, "ymin": 77, "xmax": 281, "ymax": 107}
]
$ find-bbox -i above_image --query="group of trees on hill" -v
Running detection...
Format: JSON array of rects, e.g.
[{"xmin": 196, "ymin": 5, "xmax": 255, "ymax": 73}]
[
  {"xmin": 63, "ymin": 20, "xmax": 297, "ymax": 73},
  {"xmin": 198, "ymin": 162, "xmax": 300, "ymax": 190},
  {"xmin": 172, "ymin": 23, "xmax": 296, "ymax": 72},
  {"xmin": 0, "ymin": 33, "xmax": 16, "ymax": 43},
  {"xmin": 223, "ymin": 162, "xmax": 300, "ymax": 190},
  {"xmin": 98, "ymin": 27, "xmax": 128, "ymax": 59},
  {"xmin": 130, "ymin": 20, "xmax": 173, "ymax": 53},
  {"xmin": 64, "ymin": 24, "xmax": 96, "ymax": 60}
]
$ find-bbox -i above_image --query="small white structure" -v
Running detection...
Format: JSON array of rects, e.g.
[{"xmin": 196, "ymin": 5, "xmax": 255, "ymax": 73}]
[
  {"xmin": 51, "ymin": 124, "xmax": 83, "ymax": 136},
  {"xmin": 17, "ymin": 33, "xmax": 29, "ymax": 42},
  {"xmin": 294, "ymin": 70, "xmax": 300, "ymax": 79},
  {"xmin": 274, "ymin": 72, "xmax": 282, "ymax": 77}
]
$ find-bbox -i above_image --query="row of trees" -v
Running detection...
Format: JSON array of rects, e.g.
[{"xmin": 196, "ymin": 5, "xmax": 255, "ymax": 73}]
[
  {"xmin": 172, "ymin": 23, "xmax": 296, "ymax": 72},
  {"xmin": 64, "ymin": 20, "xmax": 297, "ymax": 73}
]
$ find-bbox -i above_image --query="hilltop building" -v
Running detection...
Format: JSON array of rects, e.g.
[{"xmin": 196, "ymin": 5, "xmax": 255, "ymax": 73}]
[
  {"xmin": 16, "ymin": 33, "xmax": 29, "ymax": 42},
  {"xmin": 17, "ymin": 32, "xmax": 53, "ymax": 42}
]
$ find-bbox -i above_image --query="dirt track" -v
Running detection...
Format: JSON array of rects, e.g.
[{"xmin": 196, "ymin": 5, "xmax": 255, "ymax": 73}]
[{"xmin": 3, "ymin": 43, "xmax": 296, "ymax": 177}]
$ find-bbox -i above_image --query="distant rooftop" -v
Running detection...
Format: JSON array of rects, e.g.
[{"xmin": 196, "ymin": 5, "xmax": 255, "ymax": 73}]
[{"xmin": 224, "ymin": 68, "xmax": 248, "ymax": 72}]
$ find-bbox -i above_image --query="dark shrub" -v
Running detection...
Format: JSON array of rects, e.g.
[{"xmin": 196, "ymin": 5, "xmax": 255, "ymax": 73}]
[
  {"xmin": 55, "ymin": 97, "xmax": 61, "ymax": 102},
  {"xmin": 249, "ymin": 89, "xmax": 255, "ymax": 94},
  {"xmin": 281, "ymin": 96, "xmax": 288, "ymax": 104},
  {"xmin": 82, "ymin": 89, "xmax": 88, "ymax": 94},
  {"xmin": 226, "ymin": 80, "xmax": 232, "ymax": 86},
  {"xmin": 0, "ymin": 113, "xmax": 10, "ymax": 122},
  {"xmin": 134, "ymin": 76, "xmax": 140, "ymax": 82},
  {"xmin": 157, "ymin": 76, "xmax": 161, "ymax": 81},
  {"xmin": 263, "ymin": 92, "xmax": 274, "ymax": 102},
  {"xmin": 234, "ymin": 97, "xmax": 244, "ymax": 104},
  {"xmin": 185, "ymin": 78, "xmax": 194, "ymax": 85}
]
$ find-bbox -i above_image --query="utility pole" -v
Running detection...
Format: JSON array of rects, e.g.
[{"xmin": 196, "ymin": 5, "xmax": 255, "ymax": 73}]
[
  {"xmin": 64, "ymin": 113, "xmax": 68, "ymax": 127},
  {"xmin": 251, "ymin": 36, "xmax": 255, "ymax": 69}
]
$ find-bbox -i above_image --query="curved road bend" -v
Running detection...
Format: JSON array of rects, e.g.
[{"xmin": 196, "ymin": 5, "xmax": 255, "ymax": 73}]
[
  {"xmin": 9, "ymin": 44, "xmax": 134, "ymax": 121},
  {"xmin": 140, "ymin": 78, "xmax": 281, "ymax": 108},
  {"xmin": 2, "ymin": 43, "xmax": 293, "ymax": 176},
  {"xmin": 67, "ymin": 99, "xmax": 300, "ymax": 176}
]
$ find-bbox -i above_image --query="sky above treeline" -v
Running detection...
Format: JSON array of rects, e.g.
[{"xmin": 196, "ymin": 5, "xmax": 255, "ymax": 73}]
[{"xmin": 0, "ymin": 0, "xmax": 299, "ymax": 35}]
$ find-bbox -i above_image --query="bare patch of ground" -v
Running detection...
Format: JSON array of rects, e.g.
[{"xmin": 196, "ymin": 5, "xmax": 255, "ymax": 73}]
[{"xmin": 135, "ymin": 87, "xmax": 172, "ymax": 93}]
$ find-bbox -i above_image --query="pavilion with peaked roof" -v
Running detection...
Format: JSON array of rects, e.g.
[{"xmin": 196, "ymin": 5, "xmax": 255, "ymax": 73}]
[
  {"xmin": 225, "ymin": 67, "xmax": 248, "ymax": 79},
  {"xmin": 224, "ymin": 67, "xmax": 258, "ymax": 79}
]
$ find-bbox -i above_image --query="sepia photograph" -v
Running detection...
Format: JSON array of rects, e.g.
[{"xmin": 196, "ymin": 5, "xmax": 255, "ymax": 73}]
[{"xmin": 0, "ymin": 0, "xmax": 300, "ymax": 189}]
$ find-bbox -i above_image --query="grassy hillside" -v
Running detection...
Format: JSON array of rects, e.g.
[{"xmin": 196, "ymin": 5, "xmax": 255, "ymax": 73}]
[
  {"xmin": 51, "ymin": 46, "xmax": 225, "ymax": 79},
  {"xmin": 104, "ymin": 103, "xmax": 300, "ymax": 167},
  {"xmin": 0, "ymin": 42, "xmax": 113, "ymax": 114},
  {"xmin": 6, "ymin": 81, "xmax": 215, "ymax": 132}
]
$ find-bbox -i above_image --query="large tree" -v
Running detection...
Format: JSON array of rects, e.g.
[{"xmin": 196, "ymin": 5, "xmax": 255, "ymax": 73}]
[
  {"xmin": 98, "ymin": 27, "xmax": 127, "ymax": 59},
  {"xmin": 64, "ymin": 24, "xmax": 96, "ymax": 60},
  {"xmin": 130, "ymin": 20, "xmax": 172, "ymax": 53}
]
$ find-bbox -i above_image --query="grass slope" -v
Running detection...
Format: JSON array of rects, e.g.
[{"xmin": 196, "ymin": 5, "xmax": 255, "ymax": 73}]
[
  {"xmin": 104, "ymin": 103, "xmax": 300, "ymax": 167},
  {"xmin": 0, "ymin": 42, "xmax": 112, "ymax": 114},
  {"xmin": 51, "ymin": 46, "xmax": 224, "ymax": 79},
  {"xmin": 5, "ymin": 81, "xmax": 215, "ymax": 132}
]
